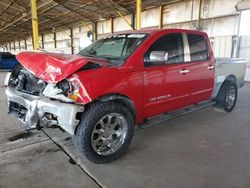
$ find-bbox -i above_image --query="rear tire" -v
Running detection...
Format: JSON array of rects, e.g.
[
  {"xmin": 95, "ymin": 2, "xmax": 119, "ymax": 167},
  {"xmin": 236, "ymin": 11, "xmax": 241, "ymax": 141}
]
[
  {"xmin": 73, "ymin": 101, "xmax": 134, "ymax": 164},
  {"xmin": 215, "ymin": 81, "xmax": 238, "ymax": 112}
]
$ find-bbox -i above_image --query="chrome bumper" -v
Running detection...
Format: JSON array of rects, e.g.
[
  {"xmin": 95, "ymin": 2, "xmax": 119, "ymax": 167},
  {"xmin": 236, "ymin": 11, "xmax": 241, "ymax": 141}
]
[{"xmin": 5, "ymin": 87, "xmax": 84, "ymax": 135}]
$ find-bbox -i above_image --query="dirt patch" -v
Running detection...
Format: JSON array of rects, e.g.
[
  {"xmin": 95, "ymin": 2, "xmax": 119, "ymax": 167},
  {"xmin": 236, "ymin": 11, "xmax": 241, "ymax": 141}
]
[
  {"xmin": 65, "ymin": 137, "xmax": 71, "ymax": 141},
  {"xmin": 8, "ymin": 132, "xmax": 33, "ymax": 142},
  {"xmin": 46, "ymin": 148, "xmax": 60, "ymax": 153}
]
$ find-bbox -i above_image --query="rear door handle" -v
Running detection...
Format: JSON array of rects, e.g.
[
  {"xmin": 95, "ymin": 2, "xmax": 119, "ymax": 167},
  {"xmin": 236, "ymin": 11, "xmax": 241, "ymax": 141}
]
[
  {"xmin": 180, "ymin": 69, "xmax": 190, "ymax": 74},
  {"xmin": 208, "ymin": 65, "xmax": 214, "ymax": 70}
]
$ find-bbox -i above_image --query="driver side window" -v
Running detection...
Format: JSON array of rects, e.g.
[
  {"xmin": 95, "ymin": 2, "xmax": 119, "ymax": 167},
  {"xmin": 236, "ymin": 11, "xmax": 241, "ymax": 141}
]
[{"xmin": 144, "ymin": 33, "xmax": 184, "ymax": 67}]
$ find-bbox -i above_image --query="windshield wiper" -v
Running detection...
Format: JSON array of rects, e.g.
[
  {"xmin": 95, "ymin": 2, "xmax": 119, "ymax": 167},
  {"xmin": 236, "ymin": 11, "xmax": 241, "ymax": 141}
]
[
  {"xmin": 80, "ymin": 51, "xmax": 112, "ymax": 63},
  {"xmin": 79, "ymin": 50, "xmax": 123, "ymax": 65},
  {"xmin": 97, "ymin": 55, "xmax": 122, "ymax": 61},
  {"xmin": 84, "ymin": 49, "xmax": 96, "ymax": 57}
]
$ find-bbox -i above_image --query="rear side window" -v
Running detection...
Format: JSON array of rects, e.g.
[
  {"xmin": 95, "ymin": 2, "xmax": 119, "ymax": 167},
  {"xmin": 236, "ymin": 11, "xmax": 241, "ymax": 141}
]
[
  {"xmin": 144, "ymin": 33, "xmax": 184, "ymax": 66},
  {"xmin": 187, "ymin": 34, "xmax": 209, "ymax": 61}
]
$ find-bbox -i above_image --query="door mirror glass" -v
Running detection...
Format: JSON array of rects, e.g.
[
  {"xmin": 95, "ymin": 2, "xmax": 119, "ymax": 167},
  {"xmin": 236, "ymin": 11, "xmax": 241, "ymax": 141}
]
[{"xmin": 149, "ymin": 51, "xmax": 168, "ymax": 62}]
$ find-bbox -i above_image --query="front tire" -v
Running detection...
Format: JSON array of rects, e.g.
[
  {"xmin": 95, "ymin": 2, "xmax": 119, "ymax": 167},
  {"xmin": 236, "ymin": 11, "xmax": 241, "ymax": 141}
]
[
  {"xmin": 215, "ymin": 81, "xmax": 238, "ymax": 112},
  {"xmin": 73, "ymin": 101, "xmax": 134, "ymax": 164}
]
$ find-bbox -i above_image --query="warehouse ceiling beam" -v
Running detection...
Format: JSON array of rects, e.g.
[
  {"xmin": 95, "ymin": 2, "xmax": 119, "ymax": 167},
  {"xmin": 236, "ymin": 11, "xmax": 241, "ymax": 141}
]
[
  {"xmin": 0, "ymin": 0, "xmax": 54, "ymax": 33},
  {"xmin": 64, "ymin": 1, "xmax": 105, "ymax": 18},
  {"xmin": 0, "ymin": 1, "xmax": 14, "ymax": 11},
  {"xmin": 38, "ymin": 3, "xmax": 92, "ymax": 29},
  {"xmin": 109, "ymin": 0, "xmax": 132, "ymax": 14},
  {"xmin": 13, "ymin": 1, "xmax": 27, "ymax": 11},
  {"xmin": 0, "ymin": 0, "xmax": 182, "ymax": 45},
  {"xmin": 0, "ymin": 1, "xmax": 25, "ymax": 12},
  {"xmin": 0, "ymin": 1, "xmax": 15, "ymax": 18},
  {"xmin": 54, "ymin": 1, "xmax": 95, "ymax": 23},
  {"xmin": 6, "ymin": 1, "xmax": 58, "ymax": 31},
  {"xmin": 0, "ymin": 3, "xmax": 58, "ymax": 38},
  {"xmin": 0, "ymin": 1, "xmax": 59, "ymax": 43}
]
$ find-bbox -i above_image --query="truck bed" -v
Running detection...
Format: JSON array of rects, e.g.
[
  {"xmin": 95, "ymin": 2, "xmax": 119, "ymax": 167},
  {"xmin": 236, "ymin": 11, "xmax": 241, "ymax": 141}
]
[{"xmin": 211, "ymin": 58, "xmax": 247, "ymax": 98}]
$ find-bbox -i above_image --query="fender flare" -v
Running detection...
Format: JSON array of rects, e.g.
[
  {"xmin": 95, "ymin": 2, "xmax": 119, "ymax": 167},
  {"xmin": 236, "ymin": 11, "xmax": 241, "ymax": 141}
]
[{"xmin": 96, "ymin": 94, "xmax": 136, "ymax": 120}]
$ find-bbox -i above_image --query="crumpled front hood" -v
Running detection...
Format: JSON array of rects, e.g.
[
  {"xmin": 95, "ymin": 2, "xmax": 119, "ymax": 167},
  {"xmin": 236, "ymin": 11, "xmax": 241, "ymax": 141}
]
[{"xmin": 16, "ymin": 51, "xmax": 109, "ymax": 84}]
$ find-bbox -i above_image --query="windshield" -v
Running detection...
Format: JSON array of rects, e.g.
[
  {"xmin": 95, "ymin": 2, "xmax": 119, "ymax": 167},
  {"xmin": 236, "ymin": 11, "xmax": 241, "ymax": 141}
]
[{"xmin": 78, "ymin": 33, "xmax": 147, "ymax": 65}]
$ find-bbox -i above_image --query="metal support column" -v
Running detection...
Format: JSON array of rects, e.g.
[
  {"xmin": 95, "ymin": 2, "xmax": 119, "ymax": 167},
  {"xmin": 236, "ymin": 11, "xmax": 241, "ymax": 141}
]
[
  {"xmin": 30, "ymin": 0, "xmax": 39, "ymax": 50},
  {"xmin": 92, "ymin": 22, "xmax": 97, "ymax": 41},
  {"xmin": 24, "ymin": 39, "xmax": 27, "ymax": 50},
  {"xmin": 110, "ymin": 17, "xmax": 114, "ymax": 33},
  {"xmin": 18, "ymin": 40, "xmax": 21, "ymax": 51},
  {"xmin": 197, "ymin": 0, "xmax": 202, "ymax": 30},
  {"xmin": 234, "ymin": 12, "xmax": 242, "ymax": 58},
  {"xmin": 136, "ymin": 0, "xmax": 141, "ymax": 30},
  {"xmin": 54, "ymin": 32, "xmax": 57, "ymax": 48},
  {"xmin": 159, "ymin": 4, "xmax": 163, "ymax": 29},
  {"xmin": 70, "ymin": 28, "xmax": 74, "ymax": 54},
  {"xmin": 41, "ymin": 34, "xmax": 44, "ymax": 49},
  {"xmin": 13, "ymin": 42, "xmax": 16, "ymax": 51},
  {"xmin": 131, "ymin": 13, "xmax": 135, "ymax": 30}
]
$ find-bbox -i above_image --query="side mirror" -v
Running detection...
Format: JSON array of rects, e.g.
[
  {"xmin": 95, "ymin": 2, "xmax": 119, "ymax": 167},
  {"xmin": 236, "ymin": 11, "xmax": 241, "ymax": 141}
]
[{"xmin": 149, "ymin": 51, "xmax": 168, "ymax": 62}]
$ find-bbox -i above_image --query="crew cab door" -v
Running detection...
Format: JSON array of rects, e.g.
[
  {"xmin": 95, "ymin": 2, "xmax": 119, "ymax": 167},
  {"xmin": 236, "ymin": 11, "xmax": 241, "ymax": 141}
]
[
  {"xmin": 185, "ymin": 33, "xmax": 214, "ymax": 103},
  {"xmin": 143, "ymin": 32, "xmax": 191, "ymax": 117},
  {"xmin": 142, "ymin": 32, "xmax": 214, "ymax": 118}
]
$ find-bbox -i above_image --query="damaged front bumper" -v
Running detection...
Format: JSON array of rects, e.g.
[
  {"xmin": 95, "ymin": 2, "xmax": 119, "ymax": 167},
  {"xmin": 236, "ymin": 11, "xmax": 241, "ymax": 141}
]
[{"xmin": 5, "ymin": 87, "xmax": 84, "ymax": 135}]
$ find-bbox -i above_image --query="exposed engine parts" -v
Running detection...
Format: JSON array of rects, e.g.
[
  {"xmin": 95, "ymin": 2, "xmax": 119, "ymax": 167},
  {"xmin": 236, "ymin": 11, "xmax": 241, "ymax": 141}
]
[{"xmin": 8, "ymin": 65, "xmax": 47, "ymax": 96}]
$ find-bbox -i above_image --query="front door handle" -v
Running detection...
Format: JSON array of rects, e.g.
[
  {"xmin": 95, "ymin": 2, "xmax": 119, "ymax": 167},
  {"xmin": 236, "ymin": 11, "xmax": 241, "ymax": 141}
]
[
  {"xmin": 180, "ymin": 69, "xmax": 190, "ymax": 74},
  {"xmin": 208, "ymin": 65, "xmax": 214, "ymax": 70}
]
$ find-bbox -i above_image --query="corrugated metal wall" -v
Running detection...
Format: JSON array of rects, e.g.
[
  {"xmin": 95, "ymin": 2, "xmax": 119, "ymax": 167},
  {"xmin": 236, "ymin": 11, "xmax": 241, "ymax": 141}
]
[
  {"xmin": 239, "ymin": 36, "xmax": 250, "ymax": 81},
  {"xmin": 213, "ymin": 36, "xmax": 233, "ymax": 57}
]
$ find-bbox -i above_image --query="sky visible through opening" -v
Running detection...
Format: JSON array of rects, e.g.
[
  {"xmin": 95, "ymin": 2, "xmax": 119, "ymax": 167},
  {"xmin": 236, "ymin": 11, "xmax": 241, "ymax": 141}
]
[{"xmin": 240, "ymin": 10, "xmax": 250, "ymax": 36}]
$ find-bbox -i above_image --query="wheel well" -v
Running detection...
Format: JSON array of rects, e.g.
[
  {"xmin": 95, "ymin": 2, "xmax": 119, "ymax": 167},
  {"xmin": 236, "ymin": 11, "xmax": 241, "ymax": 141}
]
[
  {"xmin": 225, "ymin": 75, "xmax": 236, "ymax": 85},
  {"xmin": 74, "ymin": 95, "xmax": 136, "ymax": 134},
  {"xmin": 215, "ymin": 75, "xmax": 237, "ymax": 102},
  {"xmin": 95, "ymin": 94, "xmax": 136, "ymax": 120}
]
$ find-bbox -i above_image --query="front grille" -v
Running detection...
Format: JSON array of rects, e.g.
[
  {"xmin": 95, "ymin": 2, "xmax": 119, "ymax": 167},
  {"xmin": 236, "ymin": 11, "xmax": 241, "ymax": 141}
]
[{"xmin": 11, "ymin": 68, "xmax": 47, "ymax": 96}]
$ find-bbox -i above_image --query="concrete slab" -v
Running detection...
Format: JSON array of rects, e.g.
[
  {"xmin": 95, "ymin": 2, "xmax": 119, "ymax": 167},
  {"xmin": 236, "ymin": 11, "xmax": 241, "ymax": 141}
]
[
  {"xmin": 0, "ymin": 140, "xmax": 99, "ymax": 188},
  {"xmin": 0, "ymin": 130, "xmax": 49, "ymax": 153},
  {"xmin": 0, "ymin": 72, "xmax": 100, "ymax": 188},
  {"xmin": 43, "ymin": 83, "xmax": 250, "ymax": 188}
]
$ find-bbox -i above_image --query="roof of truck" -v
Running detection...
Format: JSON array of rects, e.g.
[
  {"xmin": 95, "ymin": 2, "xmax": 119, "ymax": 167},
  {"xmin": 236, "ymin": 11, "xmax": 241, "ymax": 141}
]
[{"xmin": 115, "ymin": 28, "xmax": 207, "ymax": 35}]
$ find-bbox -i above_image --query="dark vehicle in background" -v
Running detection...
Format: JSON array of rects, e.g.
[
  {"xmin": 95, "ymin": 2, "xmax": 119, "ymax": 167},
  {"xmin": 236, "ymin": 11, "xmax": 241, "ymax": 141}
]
[{"xmin": 0, "ymin": 52, "xmax": 19, "ymax": 69}]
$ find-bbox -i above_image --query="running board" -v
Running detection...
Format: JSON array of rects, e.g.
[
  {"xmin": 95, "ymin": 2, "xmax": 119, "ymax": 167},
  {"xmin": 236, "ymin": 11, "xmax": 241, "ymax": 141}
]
[{"xmin": 139, "ymin": 100, "xmax": 216, "ymax": 129}]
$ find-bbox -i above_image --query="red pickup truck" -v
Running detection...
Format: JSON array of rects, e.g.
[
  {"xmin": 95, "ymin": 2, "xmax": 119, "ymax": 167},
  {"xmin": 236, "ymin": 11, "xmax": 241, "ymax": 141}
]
[{"xmin": 5, "ymin": 29, "xmax": 246, "ymax": 163}]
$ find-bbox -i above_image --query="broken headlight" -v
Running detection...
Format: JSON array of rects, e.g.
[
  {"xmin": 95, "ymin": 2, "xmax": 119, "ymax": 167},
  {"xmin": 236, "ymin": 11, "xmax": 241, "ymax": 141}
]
[
  {"xmin": 57, "ymin": 79, "xmax": 80, "ymax": 101},
  {"xmin": 57, "ymin": 79, "xmax": 72, "ymax": 96}
]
